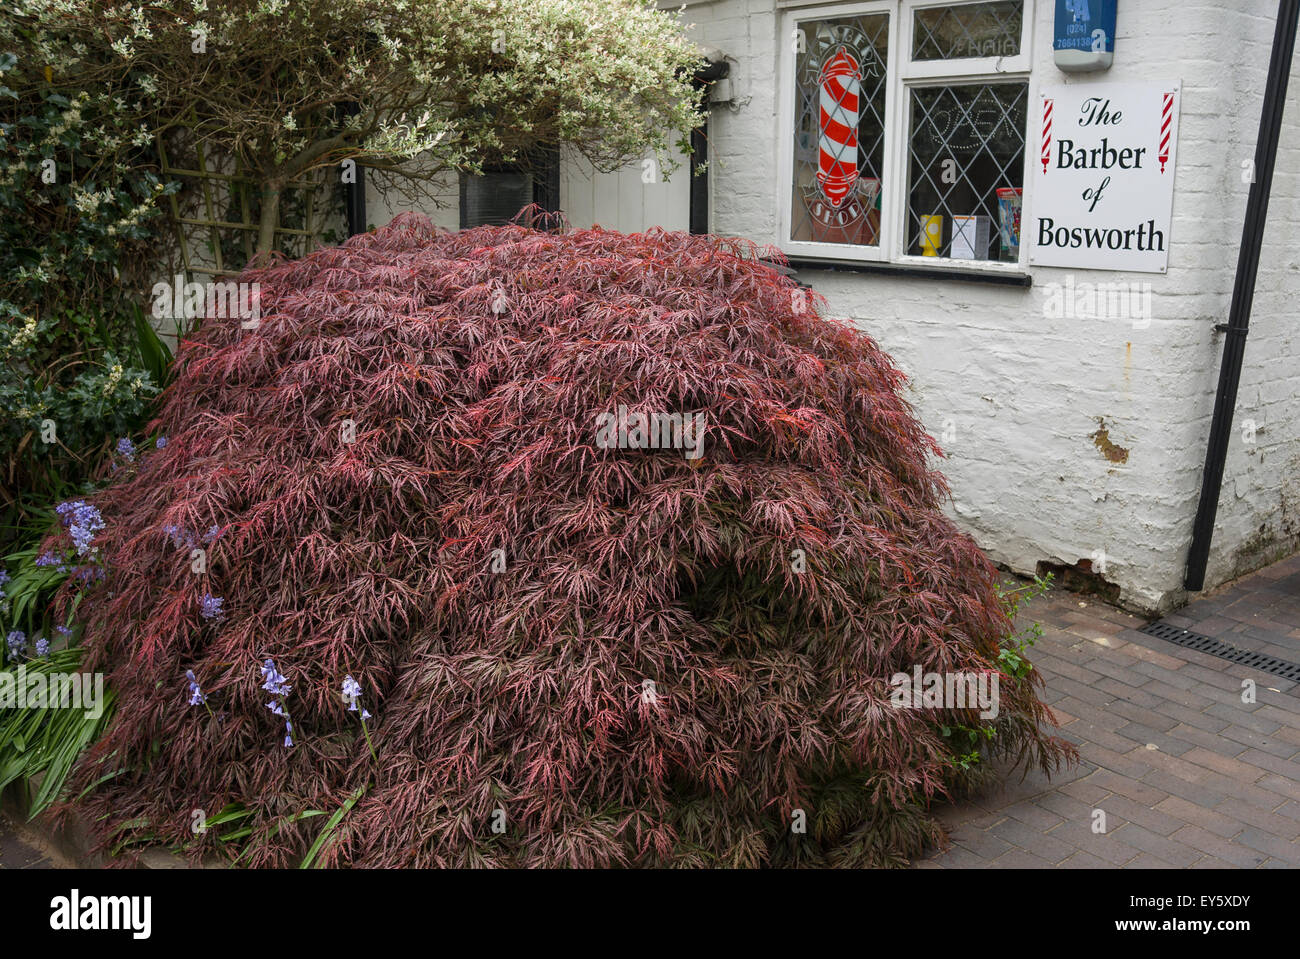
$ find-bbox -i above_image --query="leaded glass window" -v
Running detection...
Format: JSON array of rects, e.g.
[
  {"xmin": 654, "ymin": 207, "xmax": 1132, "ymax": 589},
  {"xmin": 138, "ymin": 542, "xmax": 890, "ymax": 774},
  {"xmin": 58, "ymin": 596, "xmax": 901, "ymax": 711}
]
[
  {"xmin": 912, "ymin": 1, "xmax": 1022, "ymax": 61},
  {"xmin": 906, "ymin": 82, "xmax": 1027, "ymax": 260},
  {"xmin": 790, "ymin": 14, "xmax": 889, "ymax": 247},
  {"xmin": 781, "ymin": 1, "xmax": 1030, "ymax": 267}
]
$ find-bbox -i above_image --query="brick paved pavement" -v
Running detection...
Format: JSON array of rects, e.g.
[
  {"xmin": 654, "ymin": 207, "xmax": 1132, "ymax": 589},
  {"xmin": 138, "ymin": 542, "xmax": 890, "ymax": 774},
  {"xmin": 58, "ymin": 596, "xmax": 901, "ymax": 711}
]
[
  {"xmin": 918, "ymin": 553, "xmax": 1300, "ymax": 868},
  {"xmin": 1162, "ymin": 553, "xmax": 1300, "ymax": 663}
]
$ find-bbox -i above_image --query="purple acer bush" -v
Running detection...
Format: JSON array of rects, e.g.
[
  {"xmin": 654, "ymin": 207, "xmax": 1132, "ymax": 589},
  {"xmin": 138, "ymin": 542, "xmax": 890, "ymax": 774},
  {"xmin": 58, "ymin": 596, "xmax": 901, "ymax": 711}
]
[{"xmin": 59, "ymin": 213, "xmax": 1074, "ymax": 867}]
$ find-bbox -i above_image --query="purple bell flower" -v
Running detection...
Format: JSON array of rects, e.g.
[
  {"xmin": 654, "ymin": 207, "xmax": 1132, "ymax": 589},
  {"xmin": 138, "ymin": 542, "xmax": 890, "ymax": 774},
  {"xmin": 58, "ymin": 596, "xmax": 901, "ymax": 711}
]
[
  {"xmin": 261, "ymin": 659, "xmax": 291, "ymax": 696},
  {"xmin": 186, "ymin": 669, "xmax": 206, "ymax": 706},
  {"xmin": 199, "ymin": 593, "xmax": 224, "ymax": 621}
]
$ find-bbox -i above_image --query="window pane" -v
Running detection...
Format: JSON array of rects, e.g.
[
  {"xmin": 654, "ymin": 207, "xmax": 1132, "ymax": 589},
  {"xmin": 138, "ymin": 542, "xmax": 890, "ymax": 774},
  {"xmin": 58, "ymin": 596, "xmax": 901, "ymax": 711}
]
[
  {"xmin": 790, "ymin": 14, "xmax": 889, "ymax": 247},
  {"xmin": 462, "ymin": 172, "xmax": 532, "ymax": 228},
  {"xmin": 906, "ymin": 82, "xmax": 1027, "ymax": 261},
  {"xmin": 913, "ymin": 1, "xmax": 1022, "ymax": 61}
]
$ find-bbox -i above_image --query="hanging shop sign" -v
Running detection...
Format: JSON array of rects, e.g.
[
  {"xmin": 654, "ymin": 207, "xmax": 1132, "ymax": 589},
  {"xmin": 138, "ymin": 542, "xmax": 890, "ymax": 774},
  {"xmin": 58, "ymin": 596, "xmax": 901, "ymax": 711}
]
[{"xmin": 1029, "ymin": 81, "xmax": 1181, "ymax": 274}]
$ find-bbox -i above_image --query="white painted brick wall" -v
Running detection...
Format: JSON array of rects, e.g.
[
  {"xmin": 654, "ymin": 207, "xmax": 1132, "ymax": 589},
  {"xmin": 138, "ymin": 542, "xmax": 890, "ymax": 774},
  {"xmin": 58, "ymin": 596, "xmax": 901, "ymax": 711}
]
[
  {"xmin": 681, "ymin": 0, "xmax": 1300, "ymax": 612},
  {"xmin": 1211, "ymin": 3, "xmax": 1300, "ymax": 592}
]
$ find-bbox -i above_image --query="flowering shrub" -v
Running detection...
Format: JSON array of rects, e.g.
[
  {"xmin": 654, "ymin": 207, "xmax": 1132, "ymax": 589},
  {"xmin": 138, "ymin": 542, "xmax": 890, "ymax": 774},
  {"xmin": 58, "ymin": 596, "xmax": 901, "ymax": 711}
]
[
  {"xmin": 66, "ymin": 215, "xmax": 1074, "ymax": 867},
  {"xmin": 0, "ymin": 52, "xmax": 171, "ymax": 538},
  {"xmin": 4, "ymin": 0, "xmax": 704, "ymax": 256}
]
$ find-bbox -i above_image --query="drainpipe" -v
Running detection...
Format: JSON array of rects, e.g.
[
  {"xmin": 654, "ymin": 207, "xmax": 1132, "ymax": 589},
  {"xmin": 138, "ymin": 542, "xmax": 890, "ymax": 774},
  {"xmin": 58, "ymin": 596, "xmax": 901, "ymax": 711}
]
[
  {"xmin": 690, "ymin": 56, "xmax": 730, "ymax": 235},
  {"xmin": 341, "ymin": 102, "xmax": 366, "ymax": 238},
  {"xmin": 1185, "ymin": 0, "xmax": 1299, "ymax": 591}
]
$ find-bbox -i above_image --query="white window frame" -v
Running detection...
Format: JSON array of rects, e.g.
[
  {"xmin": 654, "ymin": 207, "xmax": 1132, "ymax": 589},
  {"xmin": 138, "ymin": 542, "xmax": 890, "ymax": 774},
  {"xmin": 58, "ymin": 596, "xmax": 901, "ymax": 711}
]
[{"xmin": 777, "ymin": 0, "xmax": 1035, "ymax": 272}]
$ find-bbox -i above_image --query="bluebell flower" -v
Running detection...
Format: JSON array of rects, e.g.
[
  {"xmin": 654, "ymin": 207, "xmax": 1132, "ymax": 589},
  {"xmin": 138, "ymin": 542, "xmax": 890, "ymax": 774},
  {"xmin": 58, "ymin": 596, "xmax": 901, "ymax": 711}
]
[
  {"xmin": 161, "ymin": 523, "xmax": 194, "ymax": 549},
  {"xmin": 6, "ymin": 630, "xmax": 26, "ymax": 660},
  {"xmin": 0, "ymin": 568, "xmax": 9, "ymax": 589},
  {"xmin": 260, "ymin": 658, "xmax": 290, "ymax": 696},
  {"xmin": 186, "ymin": 669, "xmax": 206, "ymax": 706},
  {"xmin": 342, "ymin": 673, "xmax": 375, "ymax": 762},
  {"xmin": 156, "ymin": 436, "xmax": 167, "ymax": 449},
  {"xmin": 342, "ymin": 674, "xmax": 362, "ymax": 711},
  {"xmin": 115, "ymin": 437, "xmax": 135, "ymax": 461},
  {"xmin": 199, "ymin": 593, "xmax": 224, "ymax": 620},
  {"xmin": 203, "ymin": 525, "xmax": 221, "ymax": 543},
  {"xmin": 34, "ymin": 636, "xmax": 49, "ymax": 658},
  {"xmin": 37, "ymin": 550, "xmax": 71, "ymax": 574},
  {"xmin": 261, "ymin": 660, "xmax": 293, "ymax": 747},
  {"xmin": 342, "ymin": 674, "xmax": 373, "ymax": 722},
  {"xmin": 56, "ymin": 500, "xmax": 104, "ymax": 557},
  {"xmin": 55, "ymin": 625, "xmax": 71, "ymax": 637}
]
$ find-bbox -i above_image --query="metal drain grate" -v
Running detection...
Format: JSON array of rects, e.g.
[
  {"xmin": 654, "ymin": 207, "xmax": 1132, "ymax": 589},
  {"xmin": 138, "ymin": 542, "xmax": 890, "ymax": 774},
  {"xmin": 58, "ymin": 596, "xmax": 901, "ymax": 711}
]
[{"xmin": 1139, "ymin": 620, "xmax": 1300, "ymax": 682}]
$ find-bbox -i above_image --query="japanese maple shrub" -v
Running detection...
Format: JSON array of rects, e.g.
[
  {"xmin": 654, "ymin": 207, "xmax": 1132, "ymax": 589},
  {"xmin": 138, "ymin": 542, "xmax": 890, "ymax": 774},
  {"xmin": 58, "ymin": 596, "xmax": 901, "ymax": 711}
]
[{"xmin": 63, "ymin": 214, "xmax": 1074, "ymax": 867}]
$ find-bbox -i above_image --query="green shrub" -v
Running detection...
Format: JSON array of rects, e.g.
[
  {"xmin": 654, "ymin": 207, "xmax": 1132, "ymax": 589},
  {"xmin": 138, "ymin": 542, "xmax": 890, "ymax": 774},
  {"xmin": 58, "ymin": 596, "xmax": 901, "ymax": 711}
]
[{"xmin": 0, "ymin": 53, "xmax": 174, "ymax": 544}]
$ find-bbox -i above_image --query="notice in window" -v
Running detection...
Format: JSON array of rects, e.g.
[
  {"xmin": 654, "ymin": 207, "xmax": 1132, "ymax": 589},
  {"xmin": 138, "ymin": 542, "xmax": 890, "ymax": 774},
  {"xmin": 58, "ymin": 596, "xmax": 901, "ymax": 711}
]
[{"xmin": 1029, "ymin": 81, "xmax": 1181, "ymax": 273}]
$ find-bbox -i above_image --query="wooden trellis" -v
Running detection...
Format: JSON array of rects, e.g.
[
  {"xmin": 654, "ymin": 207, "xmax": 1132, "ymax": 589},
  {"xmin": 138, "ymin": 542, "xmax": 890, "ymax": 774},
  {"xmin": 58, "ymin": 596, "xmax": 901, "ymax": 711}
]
[{"xmin": 155, "ymin": 122, "xmax": 339, "ymax": 279}]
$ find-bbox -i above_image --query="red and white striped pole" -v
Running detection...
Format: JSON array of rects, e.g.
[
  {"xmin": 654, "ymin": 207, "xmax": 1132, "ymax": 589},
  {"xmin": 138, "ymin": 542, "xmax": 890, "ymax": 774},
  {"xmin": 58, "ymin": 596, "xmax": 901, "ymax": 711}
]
[
  {"xmin": 816, "ymin": 46, "xmax": 862, "ymax": 208},
  {"xmin": 1158, "ymin": 91, "xmax": 1174, "ymax": 173},
  {"xmin": 1041, "ymin": 97, "xmax": 1054, "ymax": 174}
]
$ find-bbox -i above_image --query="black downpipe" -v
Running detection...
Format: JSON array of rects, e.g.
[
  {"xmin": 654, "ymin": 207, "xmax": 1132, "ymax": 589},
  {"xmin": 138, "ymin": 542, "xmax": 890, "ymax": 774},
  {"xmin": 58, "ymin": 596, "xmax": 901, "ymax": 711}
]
[
  {"xmin": 689, "ymin": 124, "xmax": 709, "ymax": 236},
  {"xmin": 533, "ymin": 146, "xmax": 561, "ymax": 215},
  {"xmin": 1185, "ymin": 0, "xmax": 1300, "ymax": 591},
  {"xmin": 690, "ymin": 60, "xmax": 729, "ymax": 236},
  {"xmin": 340, "ymin": 102, "xmax": 367, "ymax": 237}
]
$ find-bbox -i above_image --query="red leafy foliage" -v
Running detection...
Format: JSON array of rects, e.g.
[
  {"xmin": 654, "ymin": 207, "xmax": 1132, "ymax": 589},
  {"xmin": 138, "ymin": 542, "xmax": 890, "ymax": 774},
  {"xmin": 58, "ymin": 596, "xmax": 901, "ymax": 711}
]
[{"xmin": 62, "ymin": 214, "xmax": 1074, "ymax": 866}]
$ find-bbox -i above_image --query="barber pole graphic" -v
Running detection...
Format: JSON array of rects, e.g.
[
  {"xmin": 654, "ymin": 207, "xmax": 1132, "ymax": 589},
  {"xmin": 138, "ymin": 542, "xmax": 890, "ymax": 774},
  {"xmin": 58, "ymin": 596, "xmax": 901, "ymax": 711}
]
[
  {"xmin": 816, "ymin": 46, "xmax": 861, "ymax": 208},
  {"xmin": 1158, "ymin": 91, "xmax": 1174, "ymax": 173},
  {"xmin": 1041, "ymin": 97, "xmax": 1053, "ymax": 174}
]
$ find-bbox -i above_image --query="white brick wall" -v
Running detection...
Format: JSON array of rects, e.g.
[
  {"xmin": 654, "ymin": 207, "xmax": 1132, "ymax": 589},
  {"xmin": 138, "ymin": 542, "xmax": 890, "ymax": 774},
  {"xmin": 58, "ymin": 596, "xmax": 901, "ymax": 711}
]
[{"xmin": 678, "ymin": 0, "xmax": 1300, "ymax": 612}]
